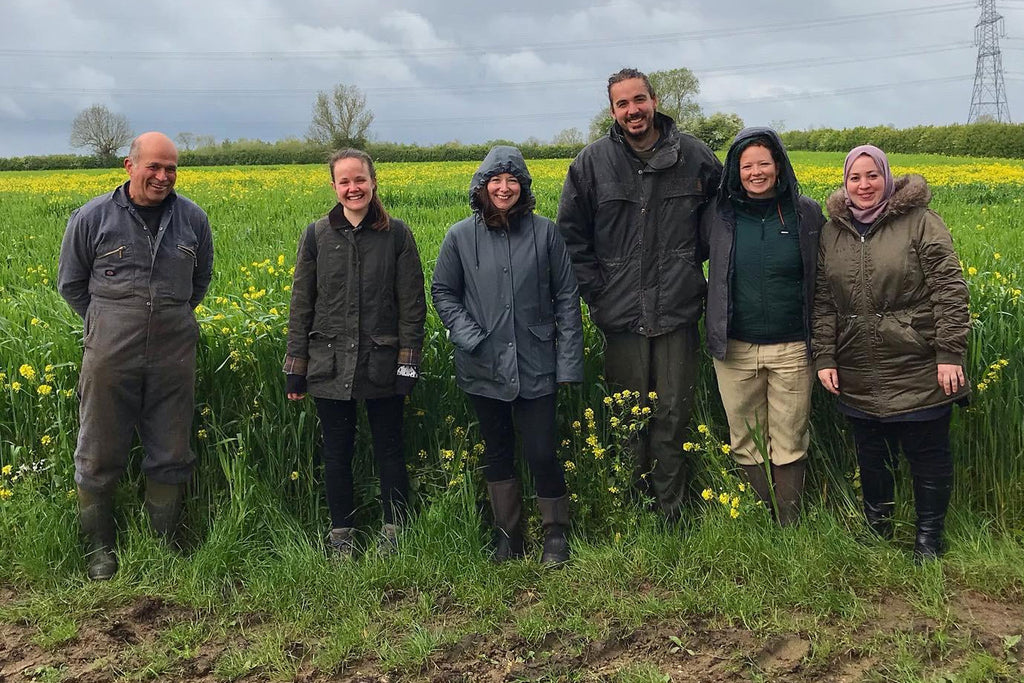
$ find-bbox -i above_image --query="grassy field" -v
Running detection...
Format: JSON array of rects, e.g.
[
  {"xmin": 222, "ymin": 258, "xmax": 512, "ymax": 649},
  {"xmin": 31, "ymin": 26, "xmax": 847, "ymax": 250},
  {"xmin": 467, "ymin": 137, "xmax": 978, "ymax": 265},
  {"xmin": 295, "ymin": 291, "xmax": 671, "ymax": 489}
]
[{"xmin": 0, "ymin": 152, "xmax": 1022, "ymax": 681}]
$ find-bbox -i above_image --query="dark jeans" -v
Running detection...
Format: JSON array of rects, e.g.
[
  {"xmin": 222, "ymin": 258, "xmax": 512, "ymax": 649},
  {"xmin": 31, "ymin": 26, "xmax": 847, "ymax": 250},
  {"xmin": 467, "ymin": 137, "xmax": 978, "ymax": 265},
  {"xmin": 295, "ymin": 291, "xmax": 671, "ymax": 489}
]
[
  {"xmin": 314, "ymin": 395, "xmax": 409, "ymax": 528},
  {"xmin": 603, "ymin": 324, "xmax": 699, "ymax": 519},
  {"xmin": 469, "ymin": 393, "xmax": 566, "ymax": 499},
  {"xmin": 848, "ymin": 412, "xmax": 954, "ymax": 499}
]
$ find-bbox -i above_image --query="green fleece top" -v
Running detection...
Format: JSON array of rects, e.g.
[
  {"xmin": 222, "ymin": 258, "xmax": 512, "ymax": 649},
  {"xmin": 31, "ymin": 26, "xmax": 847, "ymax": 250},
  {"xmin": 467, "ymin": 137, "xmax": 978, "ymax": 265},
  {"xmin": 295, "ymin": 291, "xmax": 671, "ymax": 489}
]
[{"xmin": 729, "ymin": 196, "xmax": 804, "ymax": 344}]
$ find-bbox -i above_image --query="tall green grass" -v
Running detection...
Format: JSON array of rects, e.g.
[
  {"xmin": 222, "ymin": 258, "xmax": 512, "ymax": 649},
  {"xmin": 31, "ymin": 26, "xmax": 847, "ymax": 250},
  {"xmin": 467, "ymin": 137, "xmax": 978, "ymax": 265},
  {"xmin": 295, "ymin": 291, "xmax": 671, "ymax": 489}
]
[{"xmin": 0, "ymin": 153, "xmax": 1022, "ymax": 591}]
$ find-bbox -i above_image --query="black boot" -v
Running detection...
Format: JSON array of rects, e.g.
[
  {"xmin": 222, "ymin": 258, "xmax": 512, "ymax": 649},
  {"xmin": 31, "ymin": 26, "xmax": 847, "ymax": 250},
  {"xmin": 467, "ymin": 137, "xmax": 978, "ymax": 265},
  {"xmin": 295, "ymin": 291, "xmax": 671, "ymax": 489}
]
[
  {"xmin": 738, "ymin": 463, "xmax": 773, "ymax": 511},
  {"xmin": 144, "ymin": 479, "xmax": 184, "ymax": 546},
  {"xmin": 772, "ymin": 461, "xmax": 806, "ymax": 527},
  {"xmin": 537, "ymin": 495, "xmax": 570, "ymax": 567},
  {"xmin": 859, "ymin": 467, "xmax": 895, "ymax": 540},
  {"xmin": 487, "ymin": 479, "xmax": 524, "ymax": 562},
  {"xmin": 913, "ymin": 475, "xmax": 953, "ymax": 562},
  {"xmin": 78, "ymin": 487, "xmax": 118, "ymax": 581}
]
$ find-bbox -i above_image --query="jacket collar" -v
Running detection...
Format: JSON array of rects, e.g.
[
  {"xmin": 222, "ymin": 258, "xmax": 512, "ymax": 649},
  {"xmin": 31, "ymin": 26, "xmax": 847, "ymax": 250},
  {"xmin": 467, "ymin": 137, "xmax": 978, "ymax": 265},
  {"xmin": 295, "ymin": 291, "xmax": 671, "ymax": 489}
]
[
  {"xmin": 610, "ymin": 111, "xmax": 680, "ymax": 171},
  {"xmin": 826, "ymin": 174, "xmax": 932, "ymax": 224}
]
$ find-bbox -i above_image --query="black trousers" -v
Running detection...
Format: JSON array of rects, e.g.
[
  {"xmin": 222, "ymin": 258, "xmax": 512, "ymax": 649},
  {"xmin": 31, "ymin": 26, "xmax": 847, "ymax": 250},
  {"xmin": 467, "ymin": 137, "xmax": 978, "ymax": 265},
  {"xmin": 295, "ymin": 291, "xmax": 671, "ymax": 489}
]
[
  {"xmin": 314, "ymin": 395, "xmax": 409, "ymax": 528},
  {"xmin": 469, "ymin": 393, "xmax": 567, "ymax": 499},
  {"xmin": 848, "ymin": 412, "xmax": 954, "ymax": 493}
]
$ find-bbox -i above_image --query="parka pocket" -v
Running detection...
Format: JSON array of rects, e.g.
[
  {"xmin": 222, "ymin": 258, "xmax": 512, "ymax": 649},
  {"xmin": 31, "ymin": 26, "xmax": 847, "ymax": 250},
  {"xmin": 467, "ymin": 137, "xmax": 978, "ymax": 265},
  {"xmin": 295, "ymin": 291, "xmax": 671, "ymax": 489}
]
[
  {"xmin": 367, "ymin": 335, "xmax": 399, "ymax": 387},
  {"xmin": 306, "ymin": 333, "xmax": 337, "ymax": 382},
  {"xmin": 883, "ymin": 312, "xmax": 932, "ymax": 355}
]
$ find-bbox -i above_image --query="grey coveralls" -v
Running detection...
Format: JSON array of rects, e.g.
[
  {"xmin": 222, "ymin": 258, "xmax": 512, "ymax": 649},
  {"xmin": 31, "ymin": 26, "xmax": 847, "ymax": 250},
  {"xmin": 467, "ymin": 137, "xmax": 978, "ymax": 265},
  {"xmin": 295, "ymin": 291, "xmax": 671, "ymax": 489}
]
[{"xmin": 57, "ymin": 182, "xmax": 214, "ymax": 492}]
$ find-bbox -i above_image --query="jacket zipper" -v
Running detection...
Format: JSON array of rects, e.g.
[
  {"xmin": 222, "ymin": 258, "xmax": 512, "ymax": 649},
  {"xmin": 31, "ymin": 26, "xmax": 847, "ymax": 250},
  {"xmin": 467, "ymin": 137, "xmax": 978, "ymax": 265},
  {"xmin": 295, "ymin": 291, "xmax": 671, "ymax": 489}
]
[
  {"xmin": 98, "ymin": 246, "xmax": 127, "ymax": 259},
  {"xmin": 177, "ymin": 244, "xmax": 198, "ymax": 266}
]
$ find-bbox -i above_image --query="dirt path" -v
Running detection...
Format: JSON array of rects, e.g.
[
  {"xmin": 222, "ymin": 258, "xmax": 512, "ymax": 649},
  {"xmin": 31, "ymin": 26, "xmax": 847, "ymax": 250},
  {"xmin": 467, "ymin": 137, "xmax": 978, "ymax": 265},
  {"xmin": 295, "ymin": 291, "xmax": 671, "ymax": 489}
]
[{"xmin": 1, "ymin": 590, "xmax": 1022, "ymax": 681}]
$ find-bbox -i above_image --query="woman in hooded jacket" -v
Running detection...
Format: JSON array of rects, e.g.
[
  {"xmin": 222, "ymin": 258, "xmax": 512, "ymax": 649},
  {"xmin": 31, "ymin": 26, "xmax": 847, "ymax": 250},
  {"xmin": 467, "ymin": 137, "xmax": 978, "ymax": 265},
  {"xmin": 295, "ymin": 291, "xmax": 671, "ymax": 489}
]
[
  {"xmin": 813, "ymin": 145, "xmax": 970, "ymax": 561},
  {"xmin": 703, "ymin": 127, "xmax": 825, "ymax": 525},
  {"xmin": 432, "ymin": 146, "xmax": 584, "ymax": 565}
]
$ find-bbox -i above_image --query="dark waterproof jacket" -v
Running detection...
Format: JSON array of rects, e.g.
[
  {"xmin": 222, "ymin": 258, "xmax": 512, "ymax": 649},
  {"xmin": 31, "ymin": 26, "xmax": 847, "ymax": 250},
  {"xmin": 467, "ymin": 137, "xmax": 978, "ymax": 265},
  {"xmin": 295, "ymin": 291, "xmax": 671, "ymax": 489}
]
[
  {"xmin": 285, "ymin": 206, "xmax": 426, "ymax": 400},
  {"xmin": 812, "ymin": 175, "xmax": 971, "ymax": 417},
  {"xmin": 557, "ymin": 112, "xmax": 722, "ymax": 336},
  {"xmin": 432, "ymin": 146, "xmax": 584, "ymax": 401},
  {"xmin": 703, "ymin": 127, "xmax": 824, "ymax": 360},
  {"xmin": 58, "ymin": 182, "xmax": 214, "ymax": 317}
]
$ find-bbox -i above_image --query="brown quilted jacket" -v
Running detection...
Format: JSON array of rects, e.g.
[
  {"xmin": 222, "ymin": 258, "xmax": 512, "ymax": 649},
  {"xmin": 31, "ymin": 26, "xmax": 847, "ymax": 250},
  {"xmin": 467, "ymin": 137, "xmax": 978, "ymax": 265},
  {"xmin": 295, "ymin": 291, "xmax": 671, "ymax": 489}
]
[{"xmin": 812, "ymin": 174, "xmax": 971, "ymax": 417}]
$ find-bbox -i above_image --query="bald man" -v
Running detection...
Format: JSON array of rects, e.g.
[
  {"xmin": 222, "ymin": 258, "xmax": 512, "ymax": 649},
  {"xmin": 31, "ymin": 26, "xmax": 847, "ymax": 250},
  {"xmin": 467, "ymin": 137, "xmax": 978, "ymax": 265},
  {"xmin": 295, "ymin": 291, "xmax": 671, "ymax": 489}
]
[{"xmin": 58, "ymin": 132, "xmax": 214, "ymax": 580}]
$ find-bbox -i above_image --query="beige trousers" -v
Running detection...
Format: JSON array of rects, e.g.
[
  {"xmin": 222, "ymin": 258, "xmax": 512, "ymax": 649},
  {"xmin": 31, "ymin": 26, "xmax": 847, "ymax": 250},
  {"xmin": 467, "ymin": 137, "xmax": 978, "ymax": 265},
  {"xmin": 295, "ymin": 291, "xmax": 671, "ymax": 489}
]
[{"xmin": 712, "ymin": 340, "xmax": 812, "ymax": 466}]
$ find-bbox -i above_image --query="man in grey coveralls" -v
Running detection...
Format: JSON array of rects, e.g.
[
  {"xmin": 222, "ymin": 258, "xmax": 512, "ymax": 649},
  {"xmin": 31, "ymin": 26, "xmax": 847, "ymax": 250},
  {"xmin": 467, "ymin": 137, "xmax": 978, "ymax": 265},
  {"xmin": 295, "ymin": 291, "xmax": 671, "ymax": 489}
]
[{"xmin": 58, "ymin": 131, "xmax": 214, "ymax": 580}]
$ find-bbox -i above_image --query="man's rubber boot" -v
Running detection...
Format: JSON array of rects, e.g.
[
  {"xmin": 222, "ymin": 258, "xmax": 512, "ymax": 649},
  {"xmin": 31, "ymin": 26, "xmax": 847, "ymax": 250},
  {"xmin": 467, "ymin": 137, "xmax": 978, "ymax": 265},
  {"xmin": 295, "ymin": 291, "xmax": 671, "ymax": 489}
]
[
  {"xmin": 78, "ymin": 487, "xmax": 118, "ymax": 581},
  {"xmin": 144, "ymin": 479, "xmax": 184, "ymax": 547}
]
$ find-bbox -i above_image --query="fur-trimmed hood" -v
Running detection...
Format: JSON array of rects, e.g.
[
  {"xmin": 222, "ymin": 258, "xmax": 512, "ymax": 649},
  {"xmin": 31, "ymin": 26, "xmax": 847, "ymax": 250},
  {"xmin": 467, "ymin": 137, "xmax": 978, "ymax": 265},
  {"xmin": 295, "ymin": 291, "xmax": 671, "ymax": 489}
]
[{"xmin": 826, "ymin": 173, "xmax": 932, "ymax": 222}]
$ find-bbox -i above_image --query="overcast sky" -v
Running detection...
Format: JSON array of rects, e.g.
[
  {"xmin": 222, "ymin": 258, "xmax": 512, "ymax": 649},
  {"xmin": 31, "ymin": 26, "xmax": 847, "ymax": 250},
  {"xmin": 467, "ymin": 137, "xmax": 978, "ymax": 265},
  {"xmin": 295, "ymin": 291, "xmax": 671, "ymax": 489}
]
[{"xmin": 2, "ymin": 0, "xmax": 1023, "ymax": 157}]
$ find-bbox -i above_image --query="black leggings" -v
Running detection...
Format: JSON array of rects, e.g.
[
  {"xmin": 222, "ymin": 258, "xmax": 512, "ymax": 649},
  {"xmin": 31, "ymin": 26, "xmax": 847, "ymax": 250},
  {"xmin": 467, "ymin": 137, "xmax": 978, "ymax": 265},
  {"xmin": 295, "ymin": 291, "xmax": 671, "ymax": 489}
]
[
  {"xmin": 848, "ymin": 412, "xmax": 954, "ymax": 484},
  {"xmin": 469, "ymin": 393, "xmax": 567, "ymax": 498},
  {"xmin": 314, "ymin": 395, "xmax": 409, "ymax": 527}
]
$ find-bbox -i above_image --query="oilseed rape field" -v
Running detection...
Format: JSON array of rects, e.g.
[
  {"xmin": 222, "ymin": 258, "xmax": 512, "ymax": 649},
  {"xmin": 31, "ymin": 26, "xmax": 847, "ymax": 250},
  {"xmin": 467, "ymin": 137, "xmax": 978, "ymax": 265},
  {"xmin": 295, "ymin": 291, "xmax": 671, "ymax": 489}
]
[
  {"xmin": 2, "ymin": 153, "xmax": 1024, "ymax": 681},
  {"xmin": 1, "ymin": 152, "xmax": 1022, "ymax": 555}
]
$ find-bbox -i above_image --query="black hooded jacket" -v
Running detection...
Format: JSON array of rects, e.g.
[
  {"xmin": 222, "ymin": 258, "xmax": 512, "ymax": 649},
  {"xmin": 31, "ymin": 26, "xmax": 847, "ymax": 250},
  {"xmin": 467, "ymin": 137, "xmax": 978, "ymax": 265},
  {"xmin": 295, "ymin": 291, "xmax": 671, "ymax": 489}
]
[
  {"xmin": 557, "ymin": 112, "xmax": 722, "ymax": 336},
  {"xmin": 701, "ymin": 127, "xmax": 824, "ymax": 360}
]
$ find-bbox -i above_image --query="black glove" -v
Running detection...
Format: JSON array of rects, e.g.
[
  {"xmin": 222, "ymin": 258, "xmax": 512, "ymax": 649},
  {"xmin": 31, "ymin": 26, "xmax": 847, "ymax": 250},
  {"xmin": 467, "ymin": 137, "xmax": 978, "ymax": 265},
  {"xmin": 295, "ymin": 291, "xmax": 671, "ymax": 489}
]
[
  {"xmin": 395, "ymin": 364, "xmax": 419, "ymax": 396},
  {"xmin": 286, "ymin": 373, "xmax": 307, "ymax": 396}
]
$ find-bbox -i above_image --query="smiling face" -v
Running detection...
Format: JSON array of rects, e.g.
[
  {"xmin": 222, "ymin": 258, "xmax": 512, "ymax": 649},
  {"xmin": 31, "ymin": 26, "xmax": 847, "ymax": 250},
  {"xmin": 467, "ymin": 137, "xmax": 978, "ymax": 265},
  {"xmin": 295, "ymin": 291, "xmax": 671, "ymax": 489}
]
[
  {"xmin": 609, "ymin": 77, "xmax": 658, "ymax": 149},
  {"xmin": 331, "ymin": 157, "xmax": 375, "ymax": 217},
  {"xmin": 738, "ymin": 143, "xmax": 778, "ymax": 199},
  {"xmin": 486, "ymin": 172, "xmax": 521, "ymax": 212},
  {"xmin": 124, "ymin": 133, "xmax": 178, "ymax": 206},
  {"xmin": 845, "ymin": 154, "xmax": 886, "ymax": 209}
]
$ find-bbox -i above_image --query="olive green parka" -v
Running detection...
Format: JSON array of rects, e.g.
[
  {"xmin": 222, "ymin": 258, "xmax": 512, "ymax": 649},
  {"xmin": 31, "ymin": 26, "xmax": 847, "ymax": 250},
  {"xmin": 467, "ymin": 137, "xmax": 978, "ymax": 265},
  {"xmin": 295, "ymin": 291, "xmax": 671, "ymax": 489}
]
[{"xmin": 812, "ymin": 174, "xmax": 970, "ymax": 417}]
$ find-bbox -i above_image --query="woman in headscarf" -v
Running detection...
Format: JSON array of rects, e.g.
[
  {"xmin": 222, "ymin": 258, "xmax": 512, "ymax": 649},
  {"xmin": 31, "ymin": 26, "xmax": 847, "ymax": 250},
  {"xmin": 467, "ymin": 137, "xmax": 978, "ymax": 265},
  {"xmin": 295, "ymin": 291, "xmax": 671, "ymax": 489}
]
[
  {"xmin": 431, "ymin": 145, "xmax": 583, "ymax": 565},
  {"xmin": 285, "ymin": 148, "xmax": 426, "ymax": 557},
  {"xmin": 812, "ymin": 145, "xmax": 970, "ymax": 560},
  {"xmin": 703, "ymin": 127, "xmax": 824, "ymax": 525}
]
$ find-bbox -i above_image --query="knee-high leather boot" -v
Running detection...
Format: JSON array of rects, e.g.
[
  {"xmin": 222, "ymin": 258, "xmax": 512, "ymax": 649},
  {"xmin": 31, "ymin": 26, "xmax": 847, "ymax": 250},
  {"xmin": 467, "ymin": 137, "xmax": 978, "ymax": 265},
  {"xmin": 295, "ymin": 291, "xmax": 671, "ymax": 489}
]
[{"xmin": 913, "ymin": 475, "xmax": 953, "ymax": 562}]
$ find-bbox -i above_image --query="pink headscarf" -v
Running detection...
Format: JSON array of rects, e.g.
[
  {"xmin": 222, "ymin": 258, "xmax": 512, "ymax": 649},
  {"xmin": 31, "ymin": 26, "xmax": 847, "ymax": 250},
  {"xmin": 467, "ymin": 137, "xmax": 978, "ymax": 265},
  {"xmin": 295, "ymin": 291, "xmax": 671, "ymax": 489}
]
[{"xmin": 843, "ymin": 144, "xmax": 895, "ymax": 224}]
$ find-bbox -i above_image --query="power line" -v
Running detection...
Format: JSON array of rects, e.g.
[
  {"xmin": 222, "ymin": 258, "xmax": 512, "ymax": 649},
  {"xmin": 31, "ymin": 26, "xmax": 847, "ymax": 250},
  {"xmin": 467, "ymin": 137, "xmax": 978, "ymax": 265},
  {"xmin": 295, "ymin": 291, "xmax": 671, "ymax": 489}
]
[
  {"xmin": 0, "ymin": 3, "xmax": 974, "ymax": 61},
  {"xmin": 0, "ymin": 43, "xmax": 974, "ymax": 100}
]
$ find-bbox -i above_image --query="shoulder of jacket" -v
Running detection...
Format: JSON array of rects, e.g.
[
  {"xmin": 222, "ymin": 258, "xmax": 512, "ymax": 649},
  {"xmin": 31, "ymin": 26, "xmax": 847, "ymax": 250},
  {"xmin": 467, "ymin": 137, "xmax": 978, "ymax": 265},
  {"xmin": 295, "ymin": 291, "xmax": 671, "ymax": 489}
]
[{"xmin": 172, "ymin": 192, "xmax": 208, "ymax": 218}]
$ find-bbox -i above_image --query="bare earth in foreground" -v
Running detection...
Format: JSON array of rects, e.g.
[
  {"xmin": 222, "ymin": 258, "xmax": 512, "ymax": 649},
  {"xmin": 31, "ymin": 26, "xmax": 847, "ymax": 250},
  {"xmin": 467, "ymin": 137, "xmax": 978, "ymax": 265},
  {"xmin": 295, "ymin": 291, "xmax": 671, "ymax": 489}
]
[{"xmin": 1, "ymin": 587, "xmax": 1022, "ymax": 681}]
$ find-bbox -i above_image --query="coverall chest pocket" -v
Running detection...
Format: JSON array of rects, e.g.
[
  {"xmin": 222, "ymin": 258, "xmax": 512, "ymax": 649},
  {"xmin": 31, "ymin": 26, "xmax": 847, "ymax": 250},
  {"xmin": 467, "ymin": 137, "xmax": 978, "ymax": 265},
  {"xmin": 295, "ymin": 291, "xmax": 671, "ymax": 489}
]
[
  {"xmin": 155, "ymin": 239, "xmax": 198, "ymax": 301},
  {"xmin": 91, "ymin": 244, "xmax": 134, "ymax": 299}
]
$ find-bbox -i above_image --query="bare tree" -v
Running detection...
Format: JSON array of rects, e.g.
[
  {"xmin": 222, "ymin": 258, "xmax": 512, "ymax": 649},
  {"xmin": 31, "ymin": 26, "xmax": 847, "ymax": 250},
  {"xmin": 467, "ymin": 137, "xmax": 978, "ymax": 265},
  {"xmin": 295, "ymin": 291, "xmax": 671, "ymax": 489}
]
[
  {"xmin": 175, "ymin": 132, "xmax": 217, "ymax": 152},
  {"xmin": 69, "ymin": 104, "xmax": 133, "ymax": 158},
  {"xmin": 306, "ymin": 83, "xmax": 373, "ymax": 148},
  {"xmin": 551, "ymin": 127, "xmax": 585, "ymax": 146}
]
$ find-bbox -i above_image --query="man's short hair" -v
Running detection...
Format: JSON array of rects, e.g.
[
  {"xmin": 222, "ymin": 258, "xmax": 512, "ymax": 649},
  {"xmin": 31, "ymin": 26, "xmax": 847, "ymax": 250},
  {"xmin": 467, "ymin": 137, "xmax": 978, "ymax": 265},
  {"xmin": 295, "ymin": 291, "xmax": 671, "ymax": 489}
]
[{"xmin": 607, "ymin": 68, "xmax": 656, "ymax": 104}]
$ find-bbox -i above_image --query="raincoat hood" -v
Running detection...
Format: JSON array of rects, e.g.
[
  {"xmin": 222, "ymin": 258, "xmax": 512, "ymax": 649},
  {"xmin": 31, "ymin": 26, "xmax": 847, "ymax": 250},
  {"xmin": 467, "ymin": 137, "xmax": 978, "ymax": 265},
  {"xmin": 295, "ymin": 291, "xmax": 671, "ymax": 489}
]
[
  {"xmin": 468, "ymin": 145, "xmax": 536, "ymax": 214},
  {"xmin": 717, "ymin": 126, "xmax": 799, "ymax": 208}
]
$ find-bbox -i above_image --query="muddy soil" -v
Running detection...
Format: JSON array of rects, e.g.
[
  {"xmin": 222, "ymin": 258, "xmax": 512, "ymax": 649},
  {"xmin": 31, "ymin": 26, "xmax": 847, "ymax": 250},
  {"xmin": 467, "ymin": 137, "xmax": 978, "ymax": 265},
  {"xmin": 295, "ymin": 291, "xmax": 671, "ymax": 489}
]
[{"xmin": 1, "ymin": 589, "xmax": 1022, "ymax": 682}]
